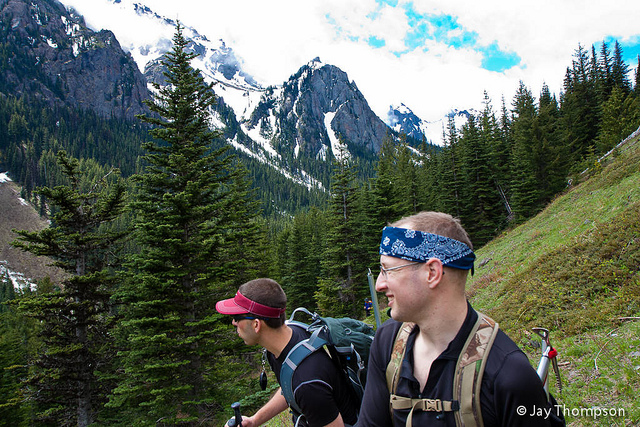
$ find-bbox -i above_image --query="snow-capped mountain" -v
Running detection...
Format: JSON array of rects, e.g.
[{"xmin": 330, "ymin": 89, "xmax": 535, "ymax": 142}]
[
  {"xmin": 387, "ymin": 104, "xmax": 476, "ymax": 146},
  {"xmin": 59, "ymin": 0, "xmax": 265, "ymax": 121},
  {"xmin": 10, "ymin": 0, "xmax": 460, "ymax": 192},
  {"xmin": 56, "ymin": 1, "xmax": 396, "ymax": 185}
]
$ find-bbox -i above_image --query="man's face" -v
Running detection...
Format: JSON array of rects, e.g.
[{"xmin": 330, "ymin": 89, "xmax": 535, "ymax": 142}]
[
  {"xmin": 232, "ymin": 315, "xmax": 260, "ymax": 346},
  {"xmin": 375, "ymin": 255, "xmax": 426, "ymax": 322}
]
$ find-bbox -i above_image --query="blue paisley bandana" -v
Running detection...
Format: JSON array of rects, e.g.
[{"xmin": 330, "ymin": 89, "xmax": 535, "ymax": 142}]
[{"xmin": 379, "ymin": 226, "xmax": 475, "ymax": 272}]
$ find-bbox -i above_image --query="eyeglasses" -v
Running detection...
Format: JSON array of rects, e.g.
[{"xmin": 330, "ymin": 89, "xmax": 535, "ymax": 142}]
[
  {"xmin": 232, "ymin": 314, "xmax": 260, "ymax": 322},
  {"xmin": 379, "ymin": 261, "xmax": 420, "ymax": 279}
]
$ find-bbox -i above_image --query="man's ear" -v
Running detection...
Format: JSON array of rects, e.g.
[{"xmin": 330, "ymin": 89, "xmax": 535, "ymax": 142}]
[
  {"xmin": 425, "ymin": 258, "xmax": 444, "ymax": 289},
  {"xmin": 252, "ymin": 319, "xmax": 263, "ymax": 333}
]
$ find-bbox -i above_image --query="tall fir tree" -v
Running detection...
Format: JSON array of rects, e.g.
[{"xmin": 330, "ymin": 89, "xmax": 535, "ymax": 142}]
[
  {"xmin": 490, "ymin": 95, "xmax": 514, "ymax": 219},
  {"xmin": 458, "ymin": 115, "xmax": 503, "ymax": 246},
  {"xmin": 0, "ymin": 272, "xmax": 40, "ymax": 425},
  {"xmin": 111, "ymin": 23, "xmax": 259, "ymax": 424},
  {"xmin": 370, "ymin": 135, "xmax": 406, "ymax": 225},
  {"xmin": 560, "ymin": 44, "xmax": 600, "ymax": 163},
  {"xmin": 536, "ymin": 84, "xmax": 567, "ymax": 203},
  {"xmin": 510, "ymin": 82, "xmax": 541, "ymax": 222},
  {"xmin": 317, "ymin": 141, "xmax": 361, "ymax": 317},
  {"xmin": 280, "ymin": 208, "xmax": 326, "ymax": 311},
  {"xmin": 435, "ymin": 115, "xmax": 463, "ymax": 217},
  {"xmin": 611, "ymin": 41, "xmax": 631, "ymax": 95},
  {"xmin": 12, "ymin": 151, "xmax": 127, "ymax": 427},
  {"xmin": 597, "ymin": 41, "xmax": 612, "ymax": 100},
  {"xmin": 635, "ymin": 55, "xmax": 640, "ymax": 95}
]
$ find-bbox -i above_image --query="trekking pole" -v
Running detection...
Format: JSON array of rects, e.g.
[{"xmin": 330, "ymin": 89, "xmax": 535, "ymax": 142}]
[
  {"xmin": 367, "ymin": 268, "xmax": 382, "ymax": 328},
  {"xmin": 226, "ymin": 402, "xmax": 243, "ymax": 427},
  {"xmin": 532, "ymin": 327, "xmax": 562, "ymax": 401}
]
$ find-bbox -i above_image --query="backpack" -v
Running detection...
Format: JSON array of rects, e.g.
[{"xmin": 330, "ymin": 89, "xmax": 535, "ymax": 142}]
[
  {"xmin": 280, "ymin": 307, "xmax": 375, "ymax": 423},
  {"xmin": 385, "ymin": 313, "xmax": 566, "ymax": 427},
  {"xmin": 385, "ymin": 312, "xmax": 499, "ymax": 427}
]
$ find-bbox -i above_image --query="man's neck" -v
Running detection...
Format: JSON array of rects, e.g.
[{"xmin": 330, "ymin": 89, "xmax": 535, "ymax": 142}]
[
  {"xmin": 415, "ymin": 297, "xmax": 468, "ymax": 353},
  {"xmin": 260, "ymin": 324, "xmax": 293, "ymax": 358}
]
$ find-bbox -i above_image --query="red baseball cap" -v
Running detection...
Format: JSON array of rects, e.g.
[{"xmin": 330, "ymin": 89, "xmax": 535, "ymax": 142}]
[{"xmin": 216, "ymin": 291, "xmax": 286, "ymax": 318}]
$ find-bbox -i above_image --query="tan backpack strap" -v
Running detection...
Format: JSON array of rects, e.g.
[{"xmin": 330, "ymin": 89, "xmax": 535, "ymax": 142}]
[
  {"xmin": 453, "ymin": 312, "xmax": 499, "ymax": 427},
  {"xmin": 391, "ymin": 397, "xmax": 458, "ymax": 426},
  {"xmin": 385, "ymin": 322, "xmax": 415, "ymax": 394}
]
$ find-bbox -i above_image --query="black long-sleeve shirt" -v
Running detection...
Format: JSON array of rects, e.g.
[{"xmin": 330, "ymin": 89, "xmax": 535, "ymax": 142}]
[{"xmin": 267, "ymin": 325, "xmax": 359, "ymax": 427}]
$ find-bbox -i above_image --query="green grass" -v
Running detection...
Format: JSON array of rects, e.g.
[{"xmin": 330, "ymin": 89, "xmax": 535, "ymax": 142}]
[{"xmin": 469, "ymin": 135, "xmax": 640, "ymax": 426}]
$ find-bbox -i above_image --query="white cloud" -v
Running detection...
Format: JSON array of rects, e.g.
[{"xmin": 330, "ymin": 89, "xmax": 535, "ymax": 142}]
[{"xmin": 60, "ymin": 0, "xmax": 640, "ymax": 122}]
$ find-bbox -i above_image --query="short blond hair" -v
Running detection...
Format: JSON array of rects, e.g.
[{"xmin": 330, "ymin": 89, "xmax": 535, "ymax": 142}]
[{"xmin": 391, "ymin": 211, "xmax": 473, "ymax": 250}]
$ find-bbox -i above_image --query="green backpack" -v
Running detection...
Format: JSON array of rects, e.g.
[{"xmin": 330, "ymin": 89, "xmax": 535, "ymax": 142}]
[{"xmin": 280, "ymin": 308, "xmax": 375, "ymax": 421}]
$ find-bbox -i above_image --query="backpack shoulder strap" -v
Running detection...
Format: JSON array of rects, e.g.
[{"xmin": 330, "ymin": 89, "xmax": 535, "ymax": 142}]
[
  {"xmin": 385, "ymin": 322, "xmax": 415, "ymax": 393},
  {"xmin": 453, "ymin": 312, "xmax": 499, "ymax": 427},
  {"xmin": 385, "ymin": 314, "xmax": 499, "ymax": 427},
  {"xmin": 280, "ymin": 327, "xmax": 329, "ymax": 416}
]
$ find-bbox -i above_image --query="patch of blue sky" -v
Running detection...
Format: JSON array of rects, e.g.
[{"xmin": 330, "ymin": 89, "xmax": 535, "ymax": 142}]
[
  {"xmin": 479, "ymin": 42, "xmax": 522, "ymax": 72},
  {"xmin": 368, "ymin": 36, "xmax": 386, "ymax": 49},
  {"xmin": 400, "ymin": 3, "xmax": 520, "ymax": 71},
  {"xmin": 403, "ymin": 8, "xmax": 471, "ymax": 51},
  {"xmin": 602, "ymin": 35, "xmax": 640, "ymax": 65},
  {"xmin": 375, "ymin": 0, "xmax": 398, "ymax": 7}
]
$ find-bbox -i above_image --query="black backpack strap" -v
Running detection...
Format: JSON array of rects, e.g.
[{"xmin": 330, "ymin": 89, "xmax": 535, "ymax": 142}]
[{"xmin": 280, "ymin": 327, "xmax": 329, "ymax": 415}]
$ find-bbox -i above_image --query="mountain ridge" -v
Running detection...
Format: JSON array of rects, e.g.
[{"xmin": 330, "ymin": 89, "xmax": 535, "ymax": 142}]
[{"xmin": 0, "ymin": 0, "xmax": 149, "ymax": 119}]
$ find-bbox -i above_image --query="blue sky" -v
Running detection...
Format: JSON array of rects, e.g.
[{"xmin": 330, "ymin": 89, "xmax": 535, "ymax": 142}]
[
  {"xmin": 62, "ymin": 0, "xmax": 640, "ymax": 122},
  {"xmin": 361, "ymin": 3, "xmax": 523, "ymax": 72}
]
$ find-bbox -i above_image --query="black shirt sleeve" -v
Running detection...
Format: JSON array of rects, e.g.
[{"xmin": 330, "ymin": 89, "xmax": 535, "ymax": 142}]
[
  {"xmin": 482, "ymin": 330, "xmax": 559, "ymax": 426},
  {"xmin": 293, "ymin": 351, "xmax": 342, "ymax": 427},
  {"xmin": 358, "ymin": 320, "xmax": 399, "ymax": 427}
]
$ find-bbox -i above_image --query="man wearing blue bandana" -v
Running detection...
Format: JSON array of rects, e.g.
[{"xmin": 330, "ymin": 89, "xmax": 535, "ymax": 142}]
[{"xmin": 358, "ymin": 211, "xmax": 564, "ymax": 427}]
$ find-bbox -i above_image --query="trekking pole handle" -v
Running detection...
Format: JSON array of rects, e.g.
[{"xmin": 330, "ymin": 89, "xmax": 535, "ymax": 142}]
[{"xmin": 226, "ymin": 402, "xmax": 242, "ymax": 427}]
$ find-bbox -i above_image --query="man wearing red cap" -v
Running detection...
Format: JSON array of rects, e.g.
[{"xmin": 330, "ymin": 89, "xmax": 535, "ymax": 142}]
[{"xmin": 216, "ymin": 278, "xmax": 359, "ymax": 427}]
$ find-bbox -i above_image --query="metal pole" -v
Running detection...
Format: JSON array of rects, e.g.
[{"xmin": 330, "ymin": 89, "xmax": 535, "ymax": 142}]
[{"xmin": 367, "ymin": 268, "xmax": 381, "ymax": 328}]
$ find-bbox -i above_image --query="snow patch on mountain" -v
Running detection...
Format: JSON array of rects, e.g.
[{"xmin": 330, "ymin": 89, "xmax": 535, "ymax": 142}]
[
  {"xmin": 0, "ymin": 261, "xmax": 35, "ymax": 291},
  {"xmin": 324, "ymin": 111, "xmax": 349, "ymax": 161},
  {"xmin": 387, "ymin": 104, "xmax": 475, "ymax": 146},
  {"xmin": 59, "ymin": 0, "xmax": 264, "ymax": 118}
]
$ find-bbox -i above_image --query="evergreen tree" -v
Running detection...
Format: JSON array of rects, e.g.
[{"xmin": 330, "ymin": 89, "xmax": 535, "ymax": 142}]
[
  {"xmin": 415, "ymin": 138, "xmax": 439, "ymax": 212},
  {"xmin": 458, "ymin": 115, "xmax": 503, "ymax": 245},
  {"xmin": 597, "ymin": 41, "xmax": 612, "ymax": 99},
  {"xmin": 317, "ymin": 142, "xmax": 361, "ymax": 317},
  {"xmin": 611, "ymin": 41, "xmax": 631, "ymax": 94},
  {"xmin": 597, "ymin": 87, "xmax": 640, "ymax": 153},
  {"xmin": 536, "ymin": 84, "xmax": 567, "ymax": 203},
  {"xmin": 510, "ymin": 82, "xmax": 541, "ymax": 222},
  {"xmin": 392, "ymin": 134, "xmax": 420, "ymax": 214},
  {"xmin": 635, "ymin": 55, "xmax": 640, "ymax": 95},
  {"xmin": 0, "ymin": 273, "xmax": 37, "ymax": 426},
  {"xmin": 111, "ymin": 23, "xmax": 258, "ymax": 424},
  {"xmin": 491, "ymin": 95, "xmax": 514, "ymax": 219},
  {"xmin": 435, "ymin": 115, "xmax": 463, "ymax": 217},
  {"xmin": 560, "ymin": 44, "xmax": 600, "ymax": 164},
  {"xmin": 280, "ymin": 208, "xmax": 326, "ymax": 311},
  {"xmin": 12, "ymin": 150, "xmax": 127, "ymax": 426},
  {"xmin": 370, "ymin": 135, "xmax": 406, "ymax": 224}
]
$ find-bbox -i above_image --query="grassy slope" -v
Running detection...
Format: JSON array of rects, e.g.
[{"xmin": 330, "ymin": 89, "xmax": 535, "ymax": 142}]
[{"xmin": 469, "ymin": 135, "xmax": 640, "ymax": 426}]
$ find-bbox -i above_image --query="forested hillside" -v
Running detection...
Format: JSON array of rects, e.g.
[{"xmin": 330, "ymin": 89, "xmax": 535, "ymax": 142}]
[{"xmin": 1, "ymin": 24, "xmax": 640, "ymax": 426}]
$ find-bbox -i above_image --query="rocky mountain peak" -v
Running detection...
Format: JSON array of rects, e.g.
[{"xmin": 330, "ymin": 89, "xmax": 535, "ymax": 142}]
[
  {"xmin": 0, "ymin": 0, "xmax": 150, "ymax": 119},
  {"xmin": 246, "ymin": 59, "xmax": 389, "ymax": 162}
]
